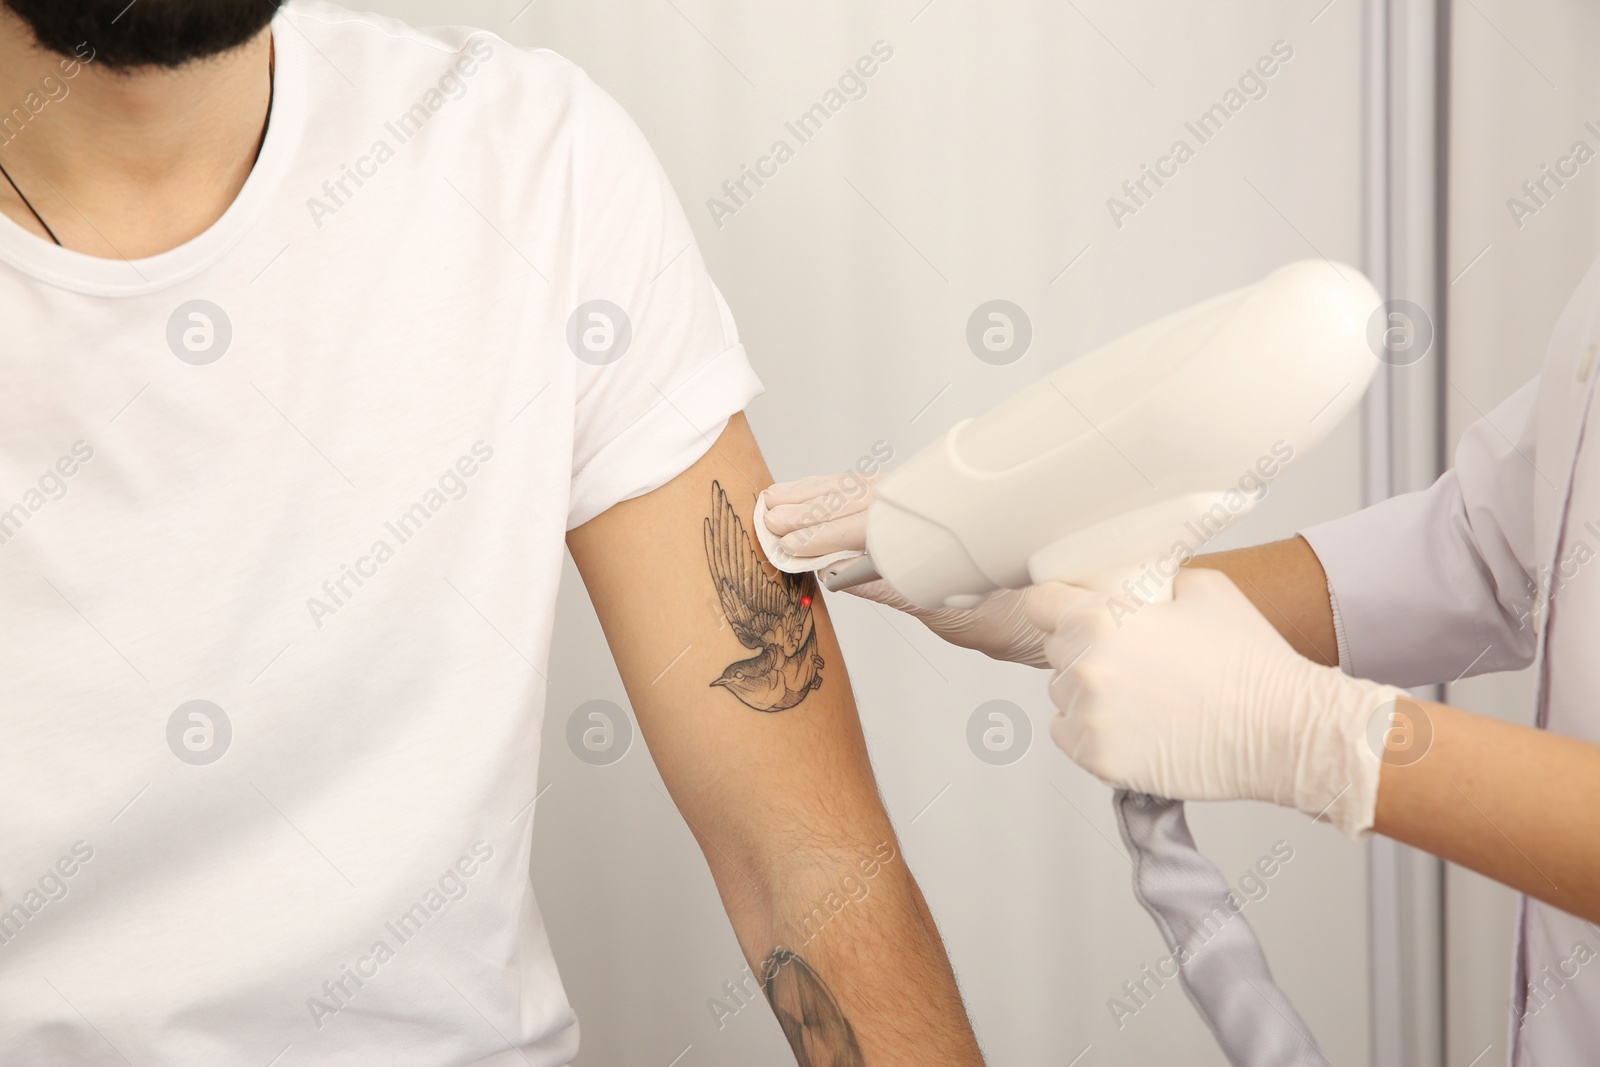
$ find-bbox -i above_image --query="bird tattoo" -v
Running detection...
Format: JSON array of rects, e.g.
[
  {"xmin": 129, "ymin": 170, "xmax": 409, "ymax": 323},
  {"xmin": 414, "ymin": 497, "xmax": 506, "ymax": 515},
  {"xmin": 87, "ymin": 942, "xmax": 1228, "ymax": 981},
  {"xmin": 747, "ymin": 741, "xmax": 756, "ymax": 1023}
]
[{"xmin": 704, "ymin": 480, "xmax": 825, "ymax": 712}]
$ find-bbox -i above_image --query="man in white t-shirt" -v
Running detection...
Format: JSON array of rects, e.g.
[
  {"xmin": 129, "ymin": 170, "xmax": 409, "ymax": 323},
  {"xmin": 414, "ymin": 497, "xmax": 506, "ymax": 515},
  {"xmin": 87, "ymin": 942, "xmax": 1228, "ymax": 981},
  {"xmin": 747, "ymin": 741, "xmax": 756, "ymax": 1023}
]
[{"xmin": 0, "ymin": 2, "xmax": 986, "ymax": 1064}]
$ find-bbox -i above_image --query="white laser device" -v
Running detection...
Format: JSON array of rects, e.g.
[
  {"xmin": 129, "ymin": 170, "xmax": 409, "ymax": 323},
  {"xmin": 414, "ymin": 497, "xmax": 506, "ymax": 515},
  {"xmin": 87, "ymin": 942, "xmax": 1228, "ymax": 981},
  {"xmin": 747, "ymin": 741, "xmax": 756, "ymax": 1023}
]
[{"xmin": 822, "ymin": 259, "xmax": 1381, "ymax": 611}]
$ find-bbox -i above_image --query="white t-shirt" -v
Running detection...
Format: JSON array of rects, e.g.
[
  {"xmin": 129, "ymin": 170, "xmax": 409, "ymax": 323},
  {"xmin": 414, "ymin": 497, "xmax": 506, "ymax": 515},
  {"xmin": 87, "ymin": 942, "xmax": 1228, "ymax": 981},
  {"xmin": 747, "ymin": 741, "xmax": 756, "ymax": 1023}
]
[{"xmin": 0, "ymin": 3, "xmax": 763, "ymax": 1064}]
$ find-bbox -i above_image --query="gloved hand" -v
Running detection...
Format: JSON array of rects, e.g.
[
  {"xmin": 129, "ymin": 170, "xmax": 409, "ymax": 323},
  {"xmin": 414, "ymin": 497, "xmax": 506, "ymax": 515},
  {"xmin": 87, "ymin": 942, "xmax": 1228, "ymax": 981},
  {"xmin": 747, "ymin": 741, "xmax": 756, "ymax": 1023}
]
[
  {"xmin": 761, "ymin": 473, "xmax": 1050, "ymax": 669},
  {"xmin": 1026, "ymin": 567, "xmax": 1408, "ymax": 839}
]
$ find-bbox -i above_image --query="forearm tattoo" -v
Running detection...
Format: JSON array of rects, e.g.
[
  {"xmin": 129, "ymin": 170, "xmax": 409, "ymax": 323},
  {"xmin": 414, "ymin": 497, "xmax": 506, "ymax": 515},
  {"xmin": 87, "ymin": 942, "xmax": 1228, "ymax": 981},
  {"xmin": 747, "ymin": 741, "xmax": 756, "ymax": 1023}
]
[
  {"xmin": 704, "ymin": 480, "xmax": 825, "ymax": 711},
  {"xmin": 761, "ymin": 948, "xmax": 866, "ymax": 1066}
]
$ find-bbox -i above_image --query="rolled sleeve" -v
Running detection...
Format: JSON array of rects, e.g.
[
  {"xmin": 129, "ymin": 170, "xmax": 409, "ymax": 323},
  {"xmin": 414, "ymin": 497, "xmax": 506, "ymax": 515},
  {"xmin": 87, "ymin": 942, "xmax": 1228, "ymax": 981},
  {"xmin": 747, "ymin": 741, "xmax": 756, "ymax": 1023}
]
[
  {"xmin": 567, "ymin": 341, "xmax": 763, "ymax": 529},
  {"xmin": 1299, "ymin": 377, "xmax": 1541, "ymax": 687}
]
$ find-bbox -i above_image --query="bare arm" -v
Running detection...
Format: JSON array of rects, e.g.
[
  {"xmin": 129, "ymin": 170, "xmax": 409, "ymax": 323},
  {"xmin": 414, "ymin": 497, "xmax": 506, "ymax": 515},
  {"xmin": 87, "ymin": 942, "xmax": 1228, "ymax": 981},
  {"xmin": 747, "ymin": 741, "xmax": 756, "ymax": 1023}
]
[
  {"xmin": 1192, "ymin": 538, "xmax": 1600, "ymax": 922},
  {"xmin": 1372, "ymin": 698, "xmax": 1600, "ymax": 921},
  {"xmin": 568, "ymin": 413, "xmax": 984, "ymax": 1066},
  {"xmin": 1187, "ymin": 535, "xmax": 1339, "ymax": 666}
]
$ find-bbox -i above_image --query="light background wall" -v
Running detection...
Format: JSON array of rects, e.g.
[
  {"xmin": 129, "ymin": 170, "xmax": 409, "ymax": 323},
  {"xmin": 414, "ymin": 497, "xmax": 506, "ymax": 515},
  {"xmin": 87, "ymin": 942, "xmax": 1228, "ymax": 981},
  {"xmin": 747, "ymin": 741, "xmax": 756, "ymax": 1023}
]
[{"xmin": 344, "ymin": 1, "xmax": 1591, "ymax": 1064}]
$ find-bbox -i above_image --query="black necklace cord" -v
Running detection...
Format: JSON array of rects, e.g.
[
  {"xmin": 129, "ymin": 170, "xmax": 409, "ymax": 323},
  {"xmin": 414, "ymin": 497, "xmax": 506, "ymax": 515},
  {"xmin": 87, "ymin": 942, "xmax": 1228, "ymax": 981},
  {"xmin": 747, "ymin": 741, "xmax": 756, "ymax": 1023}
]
[
  {"xmin": 0, "ymin": 42, "xmax": 274, "ymax": 252},
  {"xmin": 0, "ymin": 157, "xmax": 63, "ymax": 246}
]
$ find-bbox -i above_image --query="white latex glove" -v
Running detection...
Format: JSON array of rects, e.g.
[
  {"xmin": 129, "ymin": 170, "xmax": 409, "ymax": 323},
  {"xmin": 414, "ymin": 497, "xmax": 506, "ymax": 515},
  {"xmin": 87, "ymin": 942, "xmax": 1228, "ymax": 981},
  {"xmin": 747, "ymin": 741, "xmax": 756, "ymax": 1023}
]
[
  {"xmin": 761, "ymin": 473, "xmax": 1050, "ymax": 669},
  {"xmin": 1026, "ymin": 567, "xmax": 1410, "ymax": 839},
  {"xmin": 761, "ymin": 472, "xmax": 875, "ymax": 561}
]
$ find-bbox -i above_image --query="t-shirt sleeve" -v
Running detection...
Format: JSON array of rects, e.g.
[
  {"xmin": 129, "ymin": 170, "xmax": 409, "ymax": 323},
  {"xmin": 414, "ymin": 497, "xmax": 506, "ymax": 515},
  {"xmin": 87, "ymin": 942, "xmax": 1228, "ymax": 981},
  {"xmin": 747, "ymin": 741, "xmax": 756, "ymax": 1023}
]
[
  {"xmin": 564, "ymin": 70, "xmax": 764, "ymax": 531},
  {"xmin": 1298, "ymin": 376, "xmax": 1542, "ymax": 687}
]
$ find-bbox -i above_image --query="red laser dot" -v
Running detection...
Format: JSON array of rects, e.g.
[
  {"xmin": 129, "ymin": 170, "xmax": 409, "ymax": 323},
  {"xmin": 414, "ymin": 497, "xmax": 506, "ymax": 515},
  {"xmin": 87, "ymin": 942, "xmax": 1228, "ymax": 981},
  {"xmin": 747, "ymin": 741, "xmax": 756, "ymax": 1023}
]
[{"xmin": 801, "ymin": 595, "xmax": 812, "ymax": 607}]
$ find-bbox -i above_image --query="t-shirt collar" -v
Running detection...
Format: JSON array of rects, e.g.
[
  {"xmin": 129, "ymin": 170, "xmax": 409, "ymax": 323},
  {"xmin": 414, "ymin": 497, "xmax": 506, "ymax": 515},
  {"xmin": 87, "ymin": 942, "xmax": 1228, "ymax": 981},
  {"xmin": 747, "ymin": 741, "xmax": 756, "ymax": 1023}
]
[{"xmin": 0, "ymin": 11, "xmax": 306, "ymax": 298}]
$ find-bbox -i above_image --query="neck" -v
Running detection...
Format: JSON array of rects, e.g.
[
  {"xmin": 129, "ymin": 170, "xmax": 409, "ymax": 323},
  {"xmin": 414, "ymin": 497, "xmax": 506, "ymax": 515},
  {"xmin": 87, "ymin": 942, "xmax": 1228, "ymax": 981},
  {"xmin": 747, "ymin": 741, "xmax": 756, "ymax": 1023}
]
[{"xmin": 0, "ymin": 12, "xmax": 274, "ymax": 258}]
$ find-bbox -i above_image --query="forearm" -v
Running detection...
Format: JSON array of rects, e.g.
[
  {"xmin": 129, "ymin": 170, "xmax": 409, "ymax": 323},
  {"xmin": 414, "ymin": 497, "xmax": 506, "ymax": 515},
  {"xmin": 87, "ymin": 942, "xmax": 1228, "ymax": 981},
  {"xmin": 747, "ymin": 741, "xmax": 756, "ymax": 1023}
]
[
  {"xmin": 711, "ymin": 837, "xmax": 984, "ymax": 1066},
  {"xmin": 1187, "ymin": 535, "xmax": 1339, "ymax": 665},
  {"xmin": 1191, "ymin": 541, "xmax": 1600, "ymax": 915},
  {"xmin": 1375, "ymin": 699, "xmax": 1600, "ymax": 922}
]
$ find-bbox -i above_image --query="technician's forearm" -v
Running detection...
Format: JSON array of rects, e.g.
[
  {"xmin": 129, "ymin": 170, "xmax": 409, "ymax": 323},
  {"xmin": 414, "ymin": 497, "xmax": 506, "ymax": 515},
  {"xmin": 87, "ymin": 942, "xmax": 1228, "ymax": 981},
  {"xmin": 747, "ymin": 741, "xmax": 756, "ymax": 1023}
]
[
  {"xmin": 718, "ymin": 841, "xmax": 984, "ymax": 1066},
  {"xmin": 1375, "ymin": 700, "xmax": 1600, "ymax": 923},
  {"xmin": 1189, "ymin": 542, "xmax": 1600, "ymax": 918},
  {"xmin": 1187, "ymin": 535, "xmax": 1338, "ymax": 666}
]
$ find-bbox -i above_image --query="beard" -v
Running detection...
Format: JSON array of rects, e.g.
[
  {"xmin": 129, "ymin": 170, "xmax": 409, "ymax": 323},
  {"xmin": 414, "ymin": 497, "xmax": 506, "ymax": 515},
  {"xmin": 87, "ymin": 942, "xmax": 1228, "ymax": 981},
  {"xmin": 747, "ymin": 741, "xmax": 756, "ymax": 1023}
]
[{"xmin": 3, "ymin": 0, "xmax": 284, "ymax": 70}]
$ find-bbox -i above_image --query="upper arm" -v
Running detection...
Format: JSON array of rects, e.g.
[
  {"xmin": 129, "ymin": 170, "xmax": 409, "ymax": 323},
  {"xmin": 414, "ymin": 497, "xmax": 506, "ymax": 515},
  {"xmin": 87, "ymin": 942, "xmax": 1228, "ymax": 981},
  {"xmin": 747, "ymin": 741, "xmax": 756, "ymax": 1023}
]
[
  {"xmin": 554, "ymin": 68, "xmax": 892, "ymax": 896},
  {"xmin": 1298, "ymin": 377, "xmax": 1542, "ymax": 685},
  {"xmin": 566, "ymin": 412, "xmax": 890, "ymax": 887}
]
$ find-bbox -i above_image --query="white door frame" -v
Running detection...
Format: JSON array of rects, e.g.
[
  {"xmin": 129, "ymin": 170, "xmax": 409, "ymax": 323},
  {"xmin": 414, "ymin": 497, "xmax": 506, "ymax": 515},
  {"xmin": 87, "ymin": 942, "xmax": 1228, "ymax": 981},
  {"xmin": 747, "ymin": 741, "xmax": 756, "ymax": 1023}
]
[{"xmin": 1361, "ymin": 0, "xmax": 1450, "ymax": 1063}]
